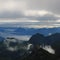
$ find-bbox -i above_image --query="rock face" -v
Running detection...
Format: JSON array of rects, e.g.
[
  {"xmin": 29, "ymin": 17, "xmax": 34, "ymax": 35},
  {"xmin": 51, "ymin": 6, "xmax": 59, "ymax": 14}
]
[
  {"xmin": 23, "ymin": 48, "xmax": 57, "ymax": 60},
  {"xmin": 29, "ymin": 33, "xmax": 60, "ymax": 57},
  {"xmin": 29, "ymin": 33, "xmax": 60, "ymax": 45},
  {"xmin": 3, "ymin": 37, "xmax": 28, "ymax": 51},
  {"xmin": 29, "ymin": 33, "xmax": 45, "ymax": 45},
  {"xmin": 3, "ymin": 37, "xmax": 19, "ymax": 51}
]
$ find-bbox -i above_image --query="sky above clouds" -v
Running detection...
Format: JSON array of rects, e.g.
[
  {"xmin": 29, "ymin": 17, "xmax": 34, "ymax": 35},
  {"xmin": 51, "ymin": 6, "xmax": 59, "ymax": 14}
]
[{"xmin": 0, "ymin": 0, "xmax": 60, "ymax": 28}]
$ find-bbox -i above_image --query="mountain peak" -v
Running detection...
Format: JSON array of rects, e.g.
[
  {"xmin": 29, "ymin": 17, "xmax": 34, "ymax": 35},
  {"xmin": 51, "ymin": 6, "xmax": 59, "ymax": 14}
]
[
  {"xmin": 29, "ymin": 33, "xmax": 45, "ymax": 45},
  {"xmin": 34, "ymin": 33, "xmax": 44, "ymax": 37}
]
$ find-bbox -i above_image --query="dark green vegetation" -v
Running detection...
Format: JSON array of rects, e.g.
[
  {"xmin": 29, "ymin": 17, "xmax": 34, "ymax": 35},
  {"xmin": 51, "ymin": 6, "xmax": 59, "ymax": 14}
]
[{"xmin": 0, "ymin": 33, "xmax": 60, "ymax": 60}]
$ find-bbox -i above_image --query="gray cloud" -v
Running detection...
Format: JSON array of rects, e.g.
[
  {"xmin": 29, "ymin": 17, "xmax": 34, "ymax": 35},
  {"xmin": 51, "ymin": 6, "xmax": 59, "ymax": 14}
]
[
  {"xmin": 0, "ymin": 0, "xmax": 60, "ymax": 15},
  {"xmin": 0, "ymin": 0, "xmax": 60, "ymax": 28},
  {"xmin": 0, "ymin": 0, "xmax": 60, "ymax": 19},
  {"xmin": 26, "ymin": 14, "xmax": 60, "ymax": 21},
  {"xmin": 0, "ymin": 11, "xmax": 24, "ymax": 19},
  {"xmin": 0, "ymin": 10, "xmax": 59, "ymax": 21},
  {"xmin": 27, "ymin": 0, "xmax": 60, "ymax": 15}
]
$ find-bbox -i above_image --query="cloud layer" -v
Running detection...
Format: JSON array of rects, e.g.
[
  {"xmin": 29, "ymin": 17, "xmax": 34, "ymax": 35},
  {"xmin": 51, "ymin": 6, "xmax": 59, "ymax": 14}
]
[{"xmin": 0, "ymin": 0, "xmax": 60, "ymax": 28}]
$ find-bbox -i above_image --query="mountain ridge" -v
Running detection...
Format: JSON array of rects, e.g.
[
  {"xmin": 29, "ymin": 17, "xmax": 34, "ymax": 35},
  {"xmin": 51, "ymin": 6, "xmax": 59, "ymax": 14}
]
[{"xmin": 0, "ymin": 27, "xmax": 60, "ymax": 36}]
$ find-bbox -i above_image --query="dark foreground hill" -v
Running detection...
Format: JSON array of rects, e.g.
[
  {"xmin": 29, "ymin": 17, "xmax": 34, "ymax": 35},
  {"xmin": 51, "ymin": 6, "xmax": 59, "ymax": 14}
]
[
  {"xmin": 23, "ymin": 48, "xmax": 57, "ymax": 60},
  {"xmin": 29, "ymin": 33, "xmax": 45, "ymax": 45},
  {"xmin": 29, "ymin": 33, "xmax": 60, "ymax": 45},
  {"xmin": 0, "ymin": 46, "xmax": 58, "ymax": 60},
  {"xmin": 29, "ymin": 33, "xmax": 60, "ymax": 57},
  {"xmin": 0, "ymin": 33, "xmax": 60, "ymax": 60}
]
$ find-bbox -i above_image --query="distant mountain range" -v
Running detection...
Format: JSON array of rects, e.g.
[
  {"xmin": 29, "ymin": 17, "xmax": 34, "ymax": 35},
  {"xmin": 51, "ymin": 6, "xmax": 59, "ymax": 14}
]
[
  {"xmin": 0, "ymin": 27, "xmax": 60, "ymax": 36},
  {"xmin": 0, "ymin": 27, "xmax": 60, "ymax": 49}
]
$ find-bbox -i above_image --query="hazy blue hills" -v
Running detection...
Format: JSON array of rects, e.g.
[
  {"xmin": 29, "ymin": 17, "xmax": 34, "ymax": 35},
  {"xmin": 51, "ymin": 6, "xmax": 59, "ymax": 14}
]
[
  {"xmin": 9, "ymin": 27, "xmax": 60, "ymax": 36},
  {"xmin": 0, "ymin": 27, "xmax": 60, "ymax": 36},
  {"xmin": 0, "ymin": 36, "xmax": 5, "ymax": 41}
]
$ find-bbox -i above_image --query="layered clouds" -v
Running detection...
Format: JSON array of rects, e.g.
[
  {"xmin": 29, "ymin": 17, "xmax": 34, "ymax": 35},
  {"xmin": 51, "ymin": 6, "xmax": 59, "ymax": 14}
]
[{"xmin": 0, "ymin": 0, "xmax": 60, "ymax": 28}]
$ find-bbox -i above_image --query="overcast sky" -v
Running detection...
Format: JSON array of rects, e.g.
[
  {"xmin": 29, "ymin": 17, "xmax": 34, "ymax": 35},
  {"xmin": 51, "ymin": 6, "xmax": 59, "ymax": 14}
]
[{"xmin": 0, "ymin": 0, "xmax": 60, "ymax": 28}]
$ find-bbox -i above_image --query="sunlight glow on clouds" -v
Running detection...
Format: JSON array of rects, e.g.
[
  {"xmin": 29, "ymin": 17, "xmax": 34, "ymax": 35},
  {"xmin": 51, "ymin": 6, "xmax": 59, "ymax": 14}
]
[
  {"xmin": 24, "ymin": 10, "xmax": 52, "ymax": 16},
  {"xmin": 0, "ymin": 19, "xmax": 39, "ymax": 23},
  {"xmin": 56, "ymin": 20, "xmax": 60, "ymax": 22}
]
